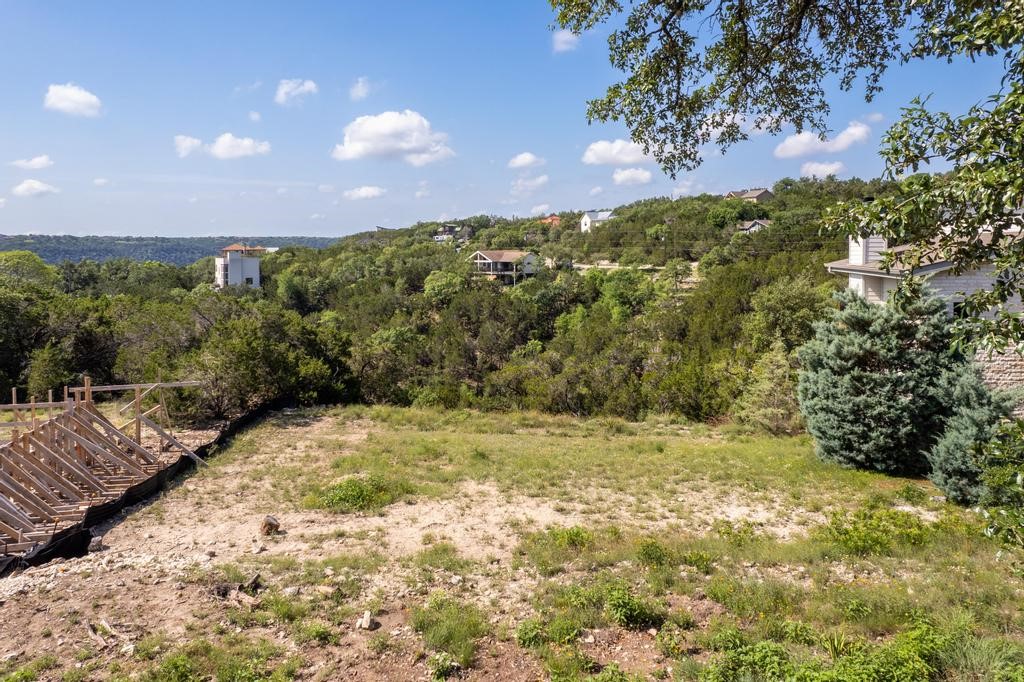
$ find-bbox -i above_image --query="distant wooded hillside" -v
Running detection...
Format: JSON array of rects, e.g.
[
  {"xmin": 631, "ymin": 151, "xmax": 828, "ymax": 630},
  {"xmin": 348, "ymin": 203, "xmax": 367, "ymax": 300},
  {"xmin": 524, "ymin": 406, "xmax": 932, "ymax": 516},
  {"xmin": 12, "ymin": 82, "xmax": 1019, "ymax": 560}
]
[{"xmin": 0, "ymin": 235, "xmax": 340, "ymax": 265}]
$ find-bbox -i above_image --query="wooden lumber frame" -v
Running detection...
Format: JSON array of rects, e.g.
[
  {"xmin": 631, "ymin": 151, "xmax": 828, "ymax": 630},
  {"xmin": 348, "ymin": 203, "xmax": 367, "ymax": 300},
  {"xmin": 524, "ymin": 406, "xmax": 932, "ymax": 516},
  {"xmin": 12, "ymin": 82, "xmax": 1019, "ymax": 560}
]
[{"xmin": 0, "ymin": 380, "xmax": 206, "ymax": 556}]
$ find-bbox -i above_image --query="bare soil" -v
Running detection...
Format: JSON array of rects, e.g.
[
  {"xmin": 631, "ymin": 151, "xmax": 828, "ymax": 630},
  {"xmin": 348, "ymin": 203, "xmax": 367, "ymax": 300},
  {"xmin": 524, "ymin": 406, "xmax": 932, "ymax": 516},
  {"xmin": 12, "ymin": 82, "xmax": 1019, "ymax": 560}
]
[{"xmin": 0, "ymin": 411, "xmax": 820, "ymax": 680}]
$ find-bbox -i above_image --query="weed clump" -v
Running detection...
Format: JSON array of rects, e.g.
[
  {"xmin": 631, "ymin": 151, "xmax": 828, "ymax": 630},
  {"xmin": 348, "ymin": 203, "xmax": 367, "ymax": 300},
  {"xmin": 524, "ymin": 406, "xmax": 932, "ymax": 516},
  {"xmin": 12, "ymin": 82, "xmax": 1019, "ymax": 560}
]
[
  {"xmin": 411, "ymin": 592, "xmax": 489, "ymax": 670},
  {"xmin": 818, "ymin": 507, "xmax": 930, "ymax": 556},
  {"xmin": 519, "ymin": 526, "xmax": 601, "ymax": 576},
  {"xmin": 636, "ymin": 538, "xmax": 672, "ymax": 567},
  {"xmin": 307, "ymin": 474, "xmax": 411, "ymax": 513},
  {"xmin": 426, "ymin": 651, "xmax": 460, "ymax": 681},
  {"xmin": 604, "ymin": 585, "xmax": 666, "ymax": 630}
]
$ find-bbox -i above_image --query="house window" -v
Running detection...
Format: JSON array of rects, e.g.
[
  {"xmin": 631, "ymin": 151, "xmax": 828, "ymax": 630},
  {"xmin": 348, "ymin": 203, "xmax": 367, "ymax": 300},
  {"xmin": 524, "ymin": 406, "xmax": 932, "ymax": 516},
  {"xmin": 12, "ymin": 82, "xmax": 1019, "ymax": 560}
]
[{"xmin": 244, "ymin": 277, "xmax": 254, "ymax": 285}]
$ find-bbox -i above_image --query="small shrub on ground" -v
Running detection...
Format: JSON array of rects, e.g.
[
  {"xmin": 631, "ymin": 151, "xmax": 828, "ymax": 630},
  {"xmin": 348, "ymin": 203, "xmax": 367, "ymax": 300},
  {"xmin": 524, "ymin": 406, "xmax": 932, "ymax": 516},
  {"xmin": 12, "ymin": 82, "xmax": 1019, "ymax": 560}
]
[
  {"xmin": 587, "ymin": 663, "xmax": 643, "ymax": 681},
  {"xmin": 700, "ymin": 618, "xmax": 747, "ymax": 652},
  {"xmin": 894, "ymin": 483, "xmax": 928, "ymax": 505},
  {"xmin": 519, "ymin": 526, "xmax": 608, "ymax": 576},
  {"xmin": 704, "ymin": 576, "xmax": 801, "ymax": 620},
  {"xmin": 818, "ymin": 507, "xmax": 930, "ymax": 556},
  {"xmin": 307, "ymin": 474, "xmax": 411, "ymax": 513},
  {"xmin": 294, "ymin": 621, "xmax": 338, "ymax": 646},
  {"xmin": 680, "ymin": 550, "xmax": 716, "ymax": 574},
  {"xmin": 550, "ymin": 526, "xmax": 595, "ymax": 549},
  {"xmin": 711, "ymin": 519, "xmax": 761, "ymax": 547},
  {"xmin": 655, "ymin": 622, "xmax": 694, "ymax": 659},
  {"xmin": 516, "ymin": 618, "xmax": 547, "ymax": 648},
  {"xmin": 636, "ymin": 538, "xmax": 672, "ymax": 567},
  {"xmin": 426, "ymin": 651, "xmax": 460, "ymax": 681},
  {"xmin": 928, "ymin": 364, "xmax": 1013, "ymax": 504},
  {"xmin": 367, "ymin": 633, "xmax": 394, "ymax": 656},
  {"xmin": 2, "ymin": 655, "xmax": 58, "ymax": 682},
  {"xmin": 411, "ymin": 592, "xmax": 489, "ymax": 669},
  {"xmin": 603, "ymin": 585, "xmax": 666, "ymax": 630}
]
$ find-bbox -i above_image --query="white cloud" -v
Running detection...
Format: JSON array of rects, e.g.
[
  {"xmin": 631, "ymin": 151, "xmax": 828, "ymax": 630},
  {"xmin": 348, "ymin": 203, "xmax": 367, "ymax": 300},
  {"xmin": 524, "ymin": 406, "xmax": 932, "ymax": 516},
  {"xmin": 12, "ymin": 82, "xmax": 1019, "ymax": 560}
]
[
  {"xmin": 774, "ymin": 121, "xmax": 870, "ymax": 158},
  {"xmin": 310, "ymin": 213, "xmax": 326, "ymax": 220},
  {"xmin": 553, "ymin": 29, "xmax": 579, "ymax": 53},
  {"xmin": 415, "ymin": 181, "xmax": 430, "ymax": 199},
  {"xmin": 582, "ymin": 139, "xmax": 651, "ymax": 165},
  {"xmin": 800, "ymin": 160, "xmax": 846, "ymax": 178},
  {"xmin": 274, "ymin": 78, "xmax": 318, "ymax": 106},
  {"xmin": 249, "ymin": 111, "xmax": 261, "ymax": 122},
  {"xmin": 343, "ymin": 185, "xmax": 387, "ymax": 200},
  {"xmin": 276, "ymin": 187, "xmax": 288, "ymax": 195},
  {"xmin": 508, "ymin": 151, "xmax": 545, "ymax": 169},
  {"xmin": 93, "ymin": 178, "xmax": 109, "ymax": 187},
  {"xmin": 207, "ymin": 133, "xmax": 271, "ymax": 159},
  {"xmin": 530, "ymin": 203, "xmax": 550, "ymax": 216},
  {"xmin": 317, "ymin": 184, "xmax": 335, "ymax": 193},
  {"xmin": 233, "ymin": 81, "xmax": 262, "ymax": 94},
  {"xmin": 331, "ymin": 110, "xmax": 454, "ymax": 166},
  {"xmin": 612, "ymin": 167, "xmax": 652, "ymax": 186},
  {"xmin": 511, "ymin": 174, "xmax": 549, "ymax": 196},
  {"xmin": 672, "ymin": 178, "xmax": 701, "ymax": 197},
  {"xmin": 187, "ymin": 196, "xmax": 198, "ymax": 204},
  {"xmin": 174, "ymin": 135, "xmax": 203, "ymax": 158},
  {"xmin": 10, "ymin": 155, "xmax": 53, "ymax": 170},
  {"xmin": 0, "ymin": 198, "xmax": 6, "ymax": 208},
  {"xmin": 44, "ymin": 83, "xmax": 102, "ymax": 117},
  {"xmin": 349, "ymin": 76, "xmax": 371, "ymax": 101},
  {"xmin": 865, "ymin": 112, "xmax": 885, "ymax": 123},
  {"xmin": 589, "ymin": 186, "xmax": 603, "ymax": 196},
  {"xmin": 12, "ymin": 179, "xmax": 59, "ymax": 197}
]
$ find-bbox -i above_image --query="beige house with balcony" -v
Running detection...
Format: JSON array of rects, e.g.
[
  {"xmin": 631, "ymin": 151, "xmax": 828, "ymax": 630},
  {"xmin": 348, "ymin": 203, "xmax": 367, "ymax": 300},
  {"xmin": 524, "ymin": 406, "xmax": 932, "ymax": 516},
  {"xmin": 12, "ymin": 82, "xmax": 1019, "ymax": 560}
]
[{"xmin": 468, "ymin": 250, "xmax": 538, "ymax": 285}]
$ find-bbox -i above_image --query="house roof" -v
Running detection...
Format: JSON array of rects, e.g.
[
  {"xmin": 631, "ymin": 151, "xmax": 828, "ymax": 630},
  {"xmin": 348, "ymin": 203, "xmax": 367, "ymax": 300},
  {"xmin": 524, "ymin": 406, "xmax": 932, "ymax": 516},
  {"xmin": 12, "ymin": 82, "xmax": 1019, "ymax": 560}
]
[
  {"xmin": 470, "ymin": 250, "xmax": 532, "ymax": 263},
  {"xmin": 738, "ymin": 219, "xmax": 773, "ymax": 231},
  {"xmin": 221, "ymin": 243, "xmax": 267, "ymax": 253},
  {"xmin": 725, "ymin": 188, "xmax": 772, "ymax": 199},
  {"xmin": 584, "ymin": 210, "xmax": 615, "ymax": 221},
  {"xmin": 826, "ymin": 242, "xmax": 963, "ymax": 279}
]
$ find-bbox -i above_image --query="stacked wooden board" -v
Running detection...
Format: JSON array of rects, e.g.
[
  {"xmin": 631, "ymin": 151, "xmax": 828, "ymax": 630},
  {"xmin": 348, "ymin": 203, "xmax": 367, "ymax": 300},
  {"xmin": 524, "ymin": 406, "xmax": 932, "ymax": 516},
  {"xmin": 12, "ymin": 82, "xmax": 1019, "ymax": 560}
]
[{"xmin": 0, "ymin": 384, "xmax": 200, "ymax": 557}]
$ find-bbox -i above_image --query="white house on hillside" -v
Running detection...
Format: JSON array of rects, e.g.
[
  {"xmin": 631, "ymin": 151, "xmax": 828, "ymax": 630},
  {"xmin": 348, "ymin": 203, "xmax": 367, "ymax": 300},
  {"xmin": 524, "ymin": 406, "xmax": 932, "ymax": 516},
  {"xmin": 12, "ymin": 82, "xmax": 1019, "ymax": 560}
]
[
  {"xmin": 215, "ymin": 243, "xmax": 266, "ymax": 288},
  {"xmin": 824, "ymin": 234, "xmax": 1020, "ymax": 307},
  {"xmin": 826, "ymin": 233, "xmax": 1024, "ymax": 395},
  {"xmin": 738, "ymin": 219, "xmax": 773, "ymax": 233},
  {"xmin": 580, "ymin": 210, "xmax": 615, "ymax": 233}
]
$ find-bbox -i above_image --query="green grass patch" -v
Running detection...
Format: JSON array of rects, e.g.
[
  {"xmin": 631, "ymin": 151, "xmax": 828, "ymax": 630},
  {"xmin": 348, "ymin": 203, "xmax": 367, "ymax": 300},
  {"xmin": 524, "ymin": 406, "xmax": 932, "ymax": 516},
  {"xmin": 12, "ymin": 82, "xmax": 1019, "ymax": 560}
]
[
  {"xmin": 304, "ymin": 473, "xmax": 413, "ymax": 513},
  {"xmin": 817, "ymin": 506, "xmax": 931, "ymax": 556},
  {"xmin": 412, "ymin": 542, "xmax": 474, "ymax": 574},
  {"xmin": 411, "ymin": 592, "xmax": 490, "ymax": 669},
  {"xmin": 1, "ymin": 655, "xmax": 58, "ymax": 682},
  {"xmin": 138, "ymin": 636, "xmax": 301, "ymax": 681}
]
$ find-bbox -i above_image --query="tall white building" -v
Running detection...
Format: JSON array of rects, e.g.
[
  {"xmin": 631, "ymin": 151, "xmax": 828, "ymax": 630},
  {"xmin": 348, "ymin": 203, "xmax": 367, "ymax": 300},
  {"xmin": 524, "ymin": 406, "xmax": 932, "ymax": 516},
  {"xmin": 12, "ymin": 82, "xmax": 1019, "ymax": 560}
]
[
  {"xmin": 580, "ymin": 210, "xmax": 615, "ymax": 233},
  {"xmin": 214, "ymin": 243, "xmax": 266, "ymax": 288}
]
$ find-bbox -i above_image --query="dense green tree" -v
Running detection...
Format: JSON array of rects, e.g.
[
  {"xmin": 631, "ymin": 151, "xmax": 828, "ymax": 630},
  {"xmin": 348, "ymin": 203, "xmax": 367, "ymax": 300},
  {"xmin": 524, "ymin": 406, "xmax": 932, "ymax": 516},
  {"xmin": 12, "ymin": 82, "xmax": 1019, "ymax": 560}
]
[
  {"xmin": 928, "ymin": 365, "xmax": 1014, "ymax": 504},
  {"xmin": 734, "ymin": 339, "xmax": 803, "ymax": 436},
  {"xmin": 0, "ymin": 251, "xmax": 59, "ymax": 290},
  {"xmin": 742, "ymin": 275, "xmax": 835, "ymax": 353},
  {"xmin": 26, "ymin": 343, "xmax": 75, "ymax": 400},
  {"xmin": 798, "ymin": 289, "xmax": 962, "ymax": 474}
]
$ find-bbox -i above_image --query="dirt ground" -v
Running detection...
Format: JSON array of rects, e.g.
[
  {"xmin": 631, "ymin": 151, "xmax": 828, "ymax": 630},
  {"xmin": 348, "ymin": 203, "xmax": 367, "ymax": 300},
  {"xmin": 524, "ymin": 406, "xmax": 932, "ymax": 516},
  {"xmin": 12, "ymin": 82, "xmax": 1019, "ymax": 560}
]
[{"xmin": 0, "ymin": 411, "xmax": 822, "ymax": 680}]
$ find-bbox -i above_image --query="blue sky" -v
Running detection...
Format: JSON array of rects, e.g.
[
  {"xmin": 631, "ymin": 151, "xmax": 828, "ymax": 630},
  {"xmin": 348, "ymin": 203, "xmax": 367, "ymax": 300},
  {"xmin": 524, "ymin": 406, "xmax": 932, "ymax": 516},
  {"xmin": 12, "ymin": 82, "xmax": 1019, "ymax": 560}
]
[{"xmin": 0, "ymin": 1, "xmax": 1007, "ymax": 237}]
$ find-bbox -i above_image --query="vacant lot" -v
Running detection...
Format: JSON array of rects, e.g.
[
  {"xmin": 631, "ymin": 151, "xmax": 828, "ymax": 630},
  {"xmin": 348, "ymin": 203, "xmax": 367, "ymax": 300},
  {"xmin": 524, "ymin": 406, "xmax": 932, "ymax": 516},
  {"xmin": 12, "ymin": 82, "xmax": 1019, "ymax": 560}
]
[{"xmin": 1, "ymin": 406, "xmax": 1022, "ymax": 681}]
